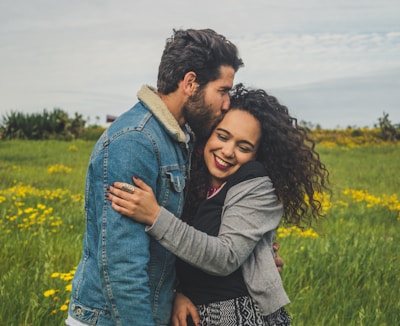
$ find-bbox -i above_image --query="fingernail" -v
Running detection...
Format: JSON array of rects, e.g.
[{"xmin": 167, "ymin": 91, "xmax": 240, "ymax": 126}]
[
  {"xmin": 106, "ymin": 186, "xmax": 110, "ymax": 191},
  {"xmin": 105, "ymin": 193, "xmax": 110, "ymax": 198}
]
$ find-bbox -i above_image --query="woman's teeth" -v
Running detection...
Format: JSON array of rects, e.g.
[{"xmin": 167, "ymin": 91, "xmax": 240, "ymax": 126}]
[{"xmin": 215, "ymin": 156, "xmax": 229, "ymax": 167}]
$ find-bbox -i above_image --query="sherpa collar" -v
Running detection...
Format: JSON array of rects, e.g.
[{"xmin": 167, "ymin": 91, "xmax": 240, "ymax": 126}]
[{"xmin": 137, "ymin": 85, "xmax": 187, "ymax": 143}]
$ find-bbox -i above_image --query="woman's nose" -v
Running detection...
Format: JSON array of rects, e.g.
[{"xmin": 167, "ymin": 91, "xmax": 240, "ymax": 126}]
[{"xmin": 221, "ymin": 144, "xmax": 234, "ymax": 158}]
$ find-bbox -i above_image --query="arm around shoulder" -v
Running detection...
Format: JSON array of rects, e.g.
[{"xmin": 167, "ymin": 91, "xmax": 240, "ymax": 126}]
[{"xmin": 146, "ymin": 176, "xmax": 282, "ymax": 276}]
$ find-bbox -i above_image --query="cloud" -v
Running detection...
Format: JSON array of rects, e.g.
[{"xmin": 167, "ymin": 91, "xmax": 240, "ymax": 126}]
[
  {"xmin": 268, "ymin": 68, "xmax": 400, "ymax": 128},
  {"xmin": 1, "ymin": 0, "xmax": 399, "ymax": 128},
  {"xmin": 235, "ymin": 32, "xmax": 400, "ymax": 88}
]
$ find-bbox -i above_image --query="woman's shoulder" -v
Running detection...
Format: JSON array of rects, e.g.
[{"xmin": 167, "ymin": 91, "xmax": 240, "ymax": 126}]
[{"xmin": 227, "ymin": 161, "xmax": 267, "ymax": 188}]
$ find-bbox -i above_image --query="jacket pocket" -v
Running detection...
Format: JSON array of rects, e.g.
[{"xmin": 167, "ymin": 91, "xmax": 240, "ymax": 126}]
[
  {"xmin": 166, "ymin": 169, "xmax": 185, "ymax": 193},
  {"xmin": 158, "ymin": 168, "xmax": 186, "ymax": 216},
  {"xmin": 68, "ymin": 298, "xmax": 111, "ymax": 325}
]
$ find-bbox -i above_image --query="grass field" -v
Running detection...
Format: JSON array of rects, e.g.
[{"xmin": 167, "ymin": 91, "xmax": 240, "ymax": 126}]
[{"xmin": 0, "ymin": 140, "xmax": 399, "ymax": 325}]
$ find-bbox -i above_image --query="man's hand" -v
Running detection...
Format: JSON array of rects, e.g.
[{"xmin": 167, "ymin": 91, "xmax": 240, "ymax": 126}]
[
  {"xmin": 273, "ymin": 242, "xmax": 284, "ymax": 273},
  {"xmin": 171, "ymin": 292, "xmax": 200, "ymax": 326}
]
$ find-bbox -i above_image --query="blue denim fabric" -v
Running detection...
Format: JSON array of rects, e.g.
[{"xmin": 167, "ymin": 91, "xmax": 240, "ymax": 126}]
[{"xmin": 69, "ymin": 98, "xmax": 192, "ymax": 325}]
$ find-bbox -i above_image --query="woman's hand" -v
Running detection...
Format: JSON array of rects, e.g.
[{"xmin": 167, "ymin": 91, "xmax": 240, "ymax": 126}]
[
  {"xmin": 107, "ymin": 177, "xmax": 161, "ymax": 225},
  {"xmin": 171, "ymin": 292, "xmax": 200, "ymax": 326}
]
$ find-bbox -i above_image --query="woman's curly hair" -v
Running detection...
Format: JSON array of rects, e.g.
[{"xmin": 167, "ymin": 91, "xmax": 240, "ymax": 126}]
[{"xmin": 182, "ymin": 83, "xmax": 330, "ymax": 227}]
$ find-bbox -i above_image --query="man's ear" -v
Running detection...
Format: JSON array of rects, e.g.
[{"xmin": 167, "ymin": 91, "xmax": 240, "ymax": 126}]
[{"xmin": 183, "ymin": 71, "xmax": 198, "ymax": 96}]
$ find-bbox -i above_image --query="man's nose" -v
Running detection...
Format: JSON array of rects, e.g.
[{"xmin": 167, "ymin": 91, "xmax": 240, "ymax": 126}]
[{"xmin": 221, "ymin": 95, "xmax": 231, "ymax": 112}]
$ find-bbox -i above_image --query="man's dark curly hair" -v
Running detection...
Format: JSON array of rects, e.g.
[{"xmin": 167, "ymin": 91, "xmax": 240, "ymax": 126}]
[
  {"xmin": 157, "ymin": 28, "xmax": 243, "ymax": 94},
  {"xmin": 182, "ymin": 83, "xmax": 330, "ymax": 227}
]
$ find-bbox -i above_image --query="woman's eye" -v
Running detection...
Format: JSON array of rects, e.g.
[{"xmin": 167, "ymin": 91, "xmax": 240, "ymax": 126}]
[
  {"xmin": 217, "ymin": 134, "xmax": 228, "ymax": 141},
  {"xmin": 239, "ymin": 146, "xmax": 251, "ymax": 152}
]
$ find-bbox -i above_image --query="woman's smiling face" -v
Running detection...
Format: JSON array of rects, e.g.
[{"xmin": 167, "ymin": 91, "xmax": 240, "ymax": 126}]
[{"xmin": 203, "ymin": 109, "xmax": 262, "ymax": 187}]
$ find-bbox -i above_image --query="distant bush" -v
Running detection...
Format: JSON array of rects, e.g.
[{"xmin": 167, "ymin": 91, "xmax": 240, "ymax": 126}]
[
  {"xmin": 0, "ymin": 109, "xmax": 86, "ymax": 140},
  {"xmin": 350, "ymin": 129, "xmax": 363, "ymax": 137},
  {"xmin": 305, "ymin": 112, "xmax": 399, "ymax": 147},
  {"xmin": 376, "ymin": 112, "xmax": 399, "ymax": 141},
  {"xmin": 80, "ymin": 125, "xmax": 105, "ymax": 141}
]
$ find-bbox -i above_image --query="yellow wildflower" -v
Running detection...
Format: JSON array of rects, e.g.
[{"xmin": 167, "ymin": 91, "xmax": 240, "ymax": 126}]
[
  {"xmin": 44, "ymin": 289, "xmax": 56, "ymax": 297},
  {"xmin": 60, "ymin": 305, "xmax": 68, "ymax": 311}
]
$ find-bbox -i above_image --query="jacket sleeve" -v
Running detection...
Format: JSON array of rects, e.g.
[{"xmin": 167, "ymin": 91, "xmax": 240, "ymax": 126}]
[
  {"xmin": 102, "ymin": 131, "xmax": 157, "ymax": 325},
  {"xmin": 146, "ymin": 176, "xmax": 283, "ymax": 276}
]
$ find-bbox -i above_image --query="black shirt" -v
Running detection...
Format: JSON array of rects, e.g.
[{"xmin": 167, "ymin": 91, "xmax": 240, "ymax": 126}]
[{"xmin": 176, "ymin": 161, "xmax": 267, "ymax": 305}]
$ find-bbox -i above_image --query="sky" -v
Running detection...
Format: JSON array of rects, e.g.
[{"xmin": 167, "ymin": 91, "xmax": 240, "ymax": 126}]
[{"xmin": 1, "ymin": 0, "xmax": 399, "ymax": 129}]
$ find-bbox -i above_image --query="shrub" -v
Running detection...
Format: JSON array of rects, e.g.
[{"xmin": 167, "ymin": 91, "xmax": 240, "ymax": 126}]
[
  {"xmin": 377, "ymin": 112, "xmax": 399, "ymax": 141},
  {"xmin": 0, "ymin": 109, "xmax": 86, "ymax": 140},
  {"xmin": 80, "ymin": 125, "xmax": 105, "ymax": 141}
]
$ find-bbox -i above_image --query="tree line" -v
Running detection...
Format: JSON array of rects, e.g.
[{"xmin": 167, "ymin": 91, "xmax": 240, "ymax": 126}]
[
  {"xmin": 1, "ymin": 108, "xmax": 399, "ymax": 142},
  {"xmin": 0, "ymin": 109, "xmax": 104, "ymax": 141}
]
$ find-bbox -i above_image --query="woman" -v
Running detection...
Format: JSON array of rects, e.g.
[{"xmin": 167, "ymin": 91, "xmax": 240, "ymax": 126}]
[{"xmin": 107, "ymin": 84, "xmax": 330, "ymax": 325}]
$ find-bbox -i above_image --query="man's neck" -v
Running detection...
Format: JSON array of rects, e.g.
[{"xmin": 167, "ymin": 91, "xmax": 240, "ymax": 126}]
[{"xmin": 158, "ymin": 91, "xmax": 188, "ymax": 127}]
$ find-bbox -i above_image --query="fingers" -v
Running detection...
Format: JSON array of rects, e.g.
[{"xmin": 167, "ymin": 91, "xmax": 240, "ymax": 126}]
[
  {"xmin": 272, "ymin": 242, "xmax": 284, "ymax": 273},
  {"xmin": 171, "ymin": 315, "xmax": 179, "ymax": 326},
  {"xmin": 171, "ymin": 292, "xmax": 200, "ymax": 326},
  {"xmin": 132, "ymin": 176, "xmax": 154, "ymax": 193},
  {"xmin": 108, "ymin": 180, "xmax": 143, "ymax": 203},
  {"xmin": 112, "ymin": 177, "xmax": 145, "ymax": 192},
  {"xmin": 274, "ymin": 254, "xmax": 284, "ymax": 274},
  {"xmin": 106, "ymin": 190, "xmax": 130, "ymax": 213},
  {"xmin": 109, "ymin": 200, "xmax": 131, "ymax": 217},
  {"xmin": 106, "ymin": 177, "xmax": 159, "ymax": 224},
  {"xmin": 172, "ymin": 307, "xmax": 199, "ymax": 326},
  {"xmin": 171, "ymin": 312, "xmax": 188, "ymax": 326},
  {"xmin": 187, "ymin": 305, "xmax": 200, "ymax": 326},
  {"xmin": 272, "ymin": 242, "xmax": 280, "ymax": 253},
  {"xmin": 120, "ymin": 183, "xmax": 135, "ymax": 194},
  {"xmin": 106, "ymin": 185, "xmax": 136, "ymax": 217},
  {"xmin": 112, "ymin": 176, "xmax": 153, "ymax": 198},
  {"xmin": 108, "ymin": 186, "xmax": 132, "ymax": 202},
  {"xmin": 112, "ymin": 182, "xmax": 136, "ymax": 195}
]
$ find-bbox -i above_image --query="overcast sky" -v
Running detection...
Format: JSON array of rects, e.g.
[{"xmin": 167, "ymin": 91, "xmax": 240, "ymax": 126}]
[{"xmin": 1, "ymin": 0, "xmax": 399, "ymax": 128}]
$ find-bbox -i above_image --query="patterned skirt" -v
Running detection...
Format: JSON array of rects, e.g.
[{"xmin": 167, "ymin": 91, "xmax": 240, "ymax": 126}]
[{"xmin": 195, "ymin": 296, "xmax": 291, "ymax": 326}]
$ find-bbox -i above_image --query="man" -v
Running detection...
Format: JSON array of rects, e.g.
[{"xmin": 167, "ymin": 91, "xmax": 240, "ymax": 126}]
[{"xmin": 67, "ymin": 28, "xmax": 243, "ymax": 326}]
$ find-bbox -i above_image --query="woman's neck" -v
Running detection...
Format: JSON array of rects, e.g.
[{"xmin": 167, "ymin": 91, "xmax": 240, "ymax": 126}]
[{"xmin": 206, "ymin": 182, "xmax": 225, "ymax": 199}]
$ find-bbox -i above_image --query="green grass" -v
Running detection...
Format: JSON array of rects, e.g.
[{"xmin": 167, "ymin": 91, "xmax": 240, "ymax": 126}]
[
  {"xmin": 0, "ymin": 140, "xmax": 91, "ymax": 325},
  {"xmin": 0, "ymin": 140, "xmax": 93, "ymax": 193},
  {"xmin": 282, "ymin": 205, "xmax": 399, "ymax": 325},
  {"xmin": 318, "ymin": 145, "xmax": 400, "ymax": 197},
  {"xmin": 282, "ymin": 145, "xmax": 400, "ymax": 325},
  {"xmin": 0, "ymin": 140, "xmax": 399, "ymax": 325}
]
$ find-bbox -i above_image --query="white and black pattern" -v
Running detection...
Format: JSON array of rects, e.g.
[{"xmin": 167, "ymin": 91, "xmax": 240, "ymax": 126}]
[
  {"xmin": 195, "ymin": 296, "xmax": 291, "ymax": 326},
  {"xmin": 262, "ymin": 307, "xmax": 291, "ymax": 326}
]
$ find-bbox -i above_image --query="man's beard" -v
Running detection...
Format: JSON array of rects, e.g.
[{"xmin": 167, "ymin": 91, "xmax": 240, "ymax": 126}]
[{"xmin": 182, "ymin": 88, "xmax": 215, "ymax": 139}]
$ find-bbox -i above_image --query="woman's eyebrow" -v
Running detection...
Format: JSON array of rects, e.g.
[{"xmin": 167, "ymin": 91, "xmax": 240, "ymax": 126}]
[{"xmin": 215, "ymin": 127, "xmax": 256, "ymax": 148}]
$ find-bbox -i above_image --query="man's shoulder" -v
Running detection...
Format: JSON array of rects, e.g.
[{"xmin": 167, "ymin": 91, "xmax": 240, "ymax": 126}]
[{"xmin": 107, "ymin": 102, "xmax": 157, "ymax": 133}]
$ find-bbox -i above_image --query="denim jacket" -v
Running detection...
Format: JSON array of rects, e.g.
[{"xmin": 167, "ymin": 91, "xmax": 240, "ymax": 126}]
[{"xmin": 68, "ymin": 85, "xmax": 192, "ymax": 326}]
